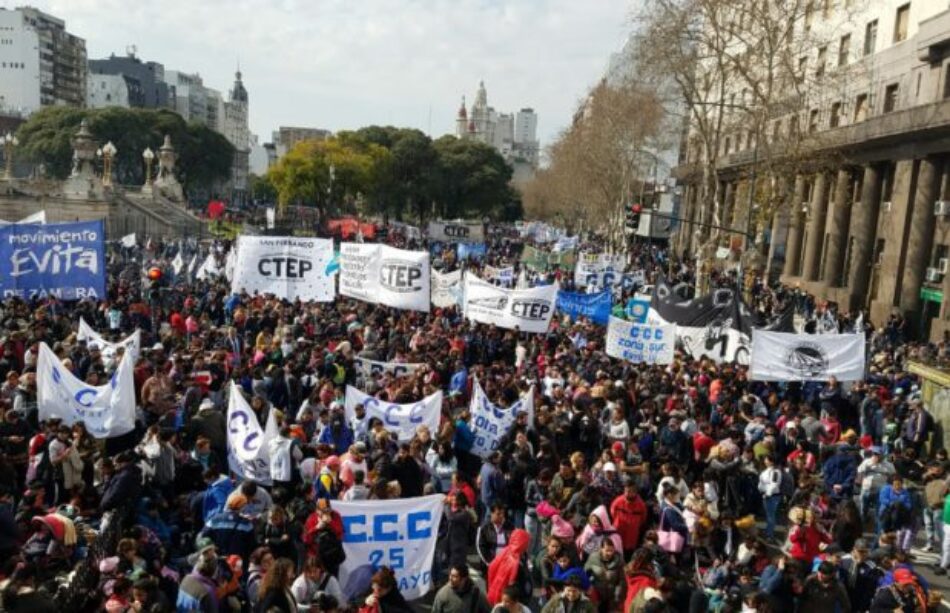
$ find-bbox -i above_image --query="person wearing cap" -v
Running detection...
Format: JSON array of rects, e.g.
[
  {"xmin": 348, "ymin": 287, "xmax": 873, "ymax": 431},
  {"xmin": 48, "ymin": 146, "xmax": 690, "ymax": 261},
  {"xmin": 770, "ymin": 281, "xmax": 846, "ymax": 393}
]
[
  {"xmin": 869, "ymin": 567, "xmax": 927, "ymax": 611},
  {"xmin": 100, "ymin": 451, "xmax": 143, "ymax": 512},
  {"xmin": 201, "ymin": 493, "xmax": 257, "ymax": 564},
  {"xmin": 591, "ymin": 461, "xmax": 623, "ymax": 503},
  {"xmin": 799, "ymin": 559, "xmax": 851, "ymax": 612},
  {"xmin": 857, "ymin": 446, "xmax": 896, "ymax": 523}
]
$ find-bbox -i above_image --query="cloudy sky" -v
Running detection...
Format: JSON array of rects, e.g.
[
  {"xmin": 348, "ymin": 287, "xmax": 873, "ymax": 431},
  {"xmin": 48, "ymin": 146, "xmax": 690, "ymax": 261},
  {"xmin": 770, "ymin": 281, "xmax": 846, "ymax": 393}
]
[{"xmin": 29, "ymin": 0, "xmax": 636, "ymax": 147}]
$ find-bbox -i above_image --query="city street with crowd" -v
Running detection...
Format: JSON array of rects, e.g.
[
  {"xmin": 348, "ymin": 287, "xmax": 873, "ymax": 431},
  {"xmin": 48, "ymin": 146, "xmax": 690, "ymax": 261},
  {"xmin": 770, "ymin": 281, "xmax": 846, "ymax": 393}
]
[{"xmin": 0, "ymin": 219, "xmax": 947, "ymax": 613}]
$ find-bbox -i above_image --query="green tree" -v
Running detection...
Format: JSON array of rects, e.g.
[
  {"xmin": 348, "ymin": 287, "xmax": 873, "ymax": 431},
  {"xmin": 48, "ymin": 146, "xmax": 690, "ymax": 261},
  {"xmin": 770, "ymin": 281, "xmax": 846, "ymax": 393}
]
[
  {"xmin": 15, "ymin": 106, "xmax": 234, "ymax": 195},
  {"xmin": 432, "ymin": 136, "xmax": 517, "ymax": 221},
  {"xmin": 249, "ymin": 173, "xmax": 278, "ymax": 204}
]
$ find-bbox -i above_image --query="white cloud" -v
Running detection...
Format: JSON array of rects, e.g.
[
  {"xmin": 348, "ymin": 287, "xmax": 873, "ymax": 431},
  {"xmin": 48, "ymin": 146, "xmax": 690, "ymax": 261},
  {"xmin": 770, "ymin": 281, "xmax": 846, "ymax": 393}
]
[{"xmin": 33, "ymin": 0, "xmax": 635, "ymax": 144}]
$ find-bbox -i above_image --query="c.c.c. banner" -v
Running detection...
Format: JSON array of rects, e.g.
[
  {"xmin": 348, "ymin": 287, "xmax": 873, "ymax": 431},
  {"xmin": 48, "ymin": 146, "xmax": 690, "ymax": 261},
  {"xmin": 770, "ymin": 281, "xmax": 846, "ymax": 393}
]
[{"xmin": 333, "ymin": 495, "xmax": 445, "ymax": 602}]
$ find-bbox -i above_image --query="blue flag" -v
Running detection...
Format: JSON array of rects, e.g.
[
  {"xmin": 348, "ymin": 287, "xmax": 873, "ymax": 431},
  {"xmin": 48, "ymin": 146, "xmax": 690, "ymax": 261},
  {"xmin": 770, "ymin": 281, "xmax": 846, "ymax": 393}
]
[{"xmin": 556, "ymin": 290, "xmax": 611, "ymax": 325}]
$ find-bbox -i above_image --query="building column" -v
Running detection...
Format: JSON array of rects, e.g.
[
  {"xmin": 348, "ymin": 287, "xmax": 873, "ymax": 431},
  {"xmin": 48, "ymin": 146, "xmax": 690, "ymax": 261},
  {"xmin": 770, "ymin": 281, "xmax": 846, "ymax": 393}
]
[
  {"xmin": 801, "ymin": 171, "xmax": 830, "ymax": 281},
  {"xmin": 823, "ymin": 168, "xmax": 854, "ymax": 286},
  {"xmin": 782, "ymin": 175, "xmax": 807, "ymax": 278},
  {"xmin": 899, "ymin": 158, "xmax": 941, "ymax": 314},
  {"xmin": 847, "ymin": 165, "xmax": 882, "ymax": 306}
]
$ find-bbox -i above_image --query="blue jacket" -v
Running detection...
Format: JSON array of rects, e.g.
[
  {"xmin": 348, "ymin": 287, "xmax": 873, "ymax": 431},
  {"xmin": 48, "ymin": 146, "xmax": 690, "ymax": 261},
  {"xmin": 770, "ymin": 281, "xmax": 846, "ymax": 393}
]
[
  {"xmin": 201, "ymin": 476, "xmax": 235, "ymax": 523},
  {"xmin": 821, "ymin": 452, "xmax": 858, "ymax": 495},
  {"xmin": 203, "ymin": 509, "xmax": 257, "ymax": 561},
  {"xmin": 878, "ymin": 485, "xmax": 912, "ymax": 517},
  {"xmin": 454, "ymin": 418, "xmax": 476, "ymax": 452},
  {"xmin": 318, "ymin": 422, "xmax": 354, "ymax": 455}
]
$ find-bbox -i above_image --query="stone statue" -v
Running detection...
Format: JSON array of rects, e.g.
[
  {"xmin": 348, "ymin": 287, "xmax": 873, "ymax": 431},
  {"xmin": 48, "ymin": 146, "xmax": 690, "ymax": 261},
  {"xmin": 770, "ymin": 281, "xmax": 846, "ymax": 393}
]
[{"xmin": 153, "ymin": 134, "xmax": 183, "ymax": 202}]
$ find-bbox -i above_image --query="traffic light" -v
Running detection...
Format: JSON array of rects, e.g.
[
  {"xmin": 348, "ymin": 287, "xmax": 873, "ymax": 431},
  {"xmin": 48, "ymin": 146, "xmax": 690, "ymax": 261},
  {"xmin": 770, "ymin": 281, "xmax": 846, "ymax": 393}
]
[{"xmin": 625, "ymin": 203, "xmax": 642, "ymax": 229}]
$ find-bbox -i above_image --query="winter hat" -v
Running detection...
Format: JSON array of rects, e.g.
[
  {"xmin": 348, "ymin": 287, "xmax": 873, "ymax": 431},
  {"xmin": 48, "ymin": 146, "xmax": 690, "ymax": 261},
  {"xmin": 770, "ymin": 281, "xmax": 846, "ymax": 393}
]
[{"xmin": 551, "ymin": 515, "xmax": 574, "ymax": 539}]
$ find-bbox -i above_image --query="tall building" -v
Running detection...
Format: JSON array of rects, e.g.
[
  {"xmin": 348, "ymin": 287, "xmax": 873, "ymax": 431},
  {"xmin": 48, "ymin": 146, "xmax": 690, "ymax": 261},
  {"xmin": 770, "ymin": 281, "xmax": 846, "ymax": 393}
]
[
  {"xmin": 274, "ymin": 126, "xmax": 332, "ymax": 156},
  {"xmin": 87, "ymin": 49, "xmax": 171, "ymax": 109},
  {"xmin": 0, "ymin": 6, "xmax": 86, "ymax": 115},
  {"xmin": 674, "ymin": 0, "xmax": 950, "ymax": 340},
  {"xmin": 454, "ymin": 81, "xmax": 540, "ymax": 167},
  {"xmin": 223, "ymin": 70, "xmax": 250, "ymax": 194}
]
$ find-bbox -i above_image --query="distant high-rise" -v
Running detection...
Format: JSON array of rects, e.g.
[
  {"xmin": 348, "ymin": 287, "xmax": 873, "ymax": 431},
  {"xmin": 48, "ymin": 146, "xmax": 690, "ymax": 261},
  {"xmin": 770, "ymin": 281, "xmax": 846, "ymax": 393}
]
[
  {"xmin": 455, "ymin": 81, "xmax": 539, "ymax": 168},
  {"xmin": 0, "ymin": 6, "xmax": 86, "ymax": 114},
  {"xmin": 87, "ymin": 49, "xmax": 171, "ymax": 109}
]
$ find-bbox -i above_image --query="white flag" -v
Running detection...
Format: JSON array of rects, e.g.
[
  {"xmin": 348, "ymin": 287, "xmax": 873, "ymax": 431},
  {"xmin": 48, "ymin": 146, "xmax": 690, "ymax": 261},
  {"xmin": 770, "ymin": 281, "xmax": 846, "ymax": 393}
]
[
  {"xmin": 120, "ymin": 233, "xmax": 137, "ymax": 248},
  {"xmin": 227, "ymin": 382, "xmax": 278, "ymax": 485},
  {"xmin": 172, "ymin": 251, "xmax": 185, "ymax": 275},
  {"xmin": 750, "ymin": 330, "xmax": 866, "ymax": 381},
  {"xmin": 77, "ymin": 318, "xmax": 140, "ymax": 362},
  {"xmin": 37, "ymin": 342, "xmax": 135, "ymax": 438},
  {"xmin": 195, "ymin": 253, "xmax": 219, "ymax": 280},
  {"xmin": 187, "ymin": 253, "xmax": 199, "ymax": 276},
  {"xmin": 469, "ymin": 379, "xmax": 534, "ymax": 457},
  {"xmin": 430, "ymin": 268, "xmax": 462, "ymax": 308},
  {"xmin": 332, "ymin": 496, "xmax": 445, "ymax": 601}
]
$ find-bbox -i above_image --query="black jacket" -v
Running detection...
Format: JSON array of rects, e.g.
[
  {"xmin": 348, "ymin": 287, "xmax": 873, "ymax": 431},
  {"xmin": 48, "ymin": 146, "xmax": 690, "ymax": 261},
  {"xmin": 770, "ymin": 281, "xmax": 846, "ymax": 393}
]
[{"xmin": 101, "ymin": 463, "xmax": 142, "ymax": 511}]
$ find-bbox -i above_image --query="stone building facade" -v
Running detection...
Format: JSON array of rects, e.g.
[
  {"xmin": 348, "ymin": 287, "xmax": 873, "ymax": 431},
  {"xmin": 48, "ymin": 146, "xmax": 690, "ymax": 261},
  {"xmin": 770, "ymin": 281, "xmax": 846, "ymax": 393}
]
[{"xmin": 674, "ymin": 2, "xmax": 950, "ymax": 340}]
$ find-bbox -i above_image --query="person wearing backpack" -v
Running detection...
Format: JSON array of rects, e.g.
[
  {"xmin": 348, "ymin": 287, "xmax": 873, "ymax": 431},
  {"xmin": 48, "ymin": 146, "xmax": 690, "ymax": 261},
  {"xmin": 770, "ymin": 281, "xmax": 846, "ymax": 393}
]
[{"xmin": 291, "ymin": 557, "xmax": 343, "ymax": 608}]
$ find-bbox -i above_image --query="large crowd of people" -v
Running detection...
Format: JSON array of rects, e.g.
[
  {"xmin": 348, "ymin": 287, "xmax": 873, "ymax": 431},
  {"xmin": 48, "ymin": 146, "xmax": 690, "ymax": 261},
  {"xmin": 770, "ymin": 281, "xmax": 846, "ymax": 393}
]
[{"xmin": 0, "ymin": 220, "xmax": 946, "ymax": 613}]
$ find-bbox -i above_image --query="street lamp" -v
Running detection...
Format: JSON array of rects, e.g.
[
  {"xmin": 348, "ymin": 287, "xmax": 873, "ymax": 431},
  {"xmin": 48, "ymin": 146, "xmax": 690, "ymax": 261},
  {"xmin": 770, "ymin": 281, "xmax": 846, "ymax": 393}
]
[
  {"xmin": 142, "ymin": 146, "xmax": 154, "ymax": 192},
  {"xmin": 2, "ymin": 132, "xmax": 18, "ymax": 180},
  {"xmin": 97, "ymin": 141, "xmax": 117, "ymax": 187}
]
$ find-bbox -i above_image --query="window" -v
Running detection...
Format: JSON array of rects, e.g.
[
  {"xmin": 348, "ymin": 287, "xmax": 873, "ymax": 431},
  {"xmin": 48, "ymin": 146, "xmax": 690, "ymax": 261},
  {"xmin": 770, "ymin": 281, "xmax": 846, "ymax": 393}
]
[
  {"xmin": 864, "ymin": 20, "xmax": 878, "ymax": 55},
  {"xmin": 883, "ymin": 83, "xmax": 899, "ymax": 113},
  {"xmin": 943, "ymin": 63, "xmax": 950, "ymax": 99},
  {"xmin": 809, "ymin": 109, "xmax": 820, "ymax": 132},
  {"xmin": 798, "ymin": 56, "xmax": 807, "ymax": 83},
  {"xmin": 894, "ymin": 4, "xmax": 910, "ymax": 43},
  {"xmin": 854, "ymin": 93, "xmax": 869, "ymax": 121},
  {"xmin": 816, "ymin": 46, "xmax": 827, "ymax": 77},
  {"xmin": 838, "ymin": 34, "xmax": 851, "ymax": 66},
  {"xmin": 830, "ymin": 101, "xmax": 842, "ymax": 127},
  {"xmin": 790, "ymin": 115, "xmax": 800, "ymax": 136},
  {"xmin": 724, "ymin": 137, "xmax": 731, "ymax": 155}
]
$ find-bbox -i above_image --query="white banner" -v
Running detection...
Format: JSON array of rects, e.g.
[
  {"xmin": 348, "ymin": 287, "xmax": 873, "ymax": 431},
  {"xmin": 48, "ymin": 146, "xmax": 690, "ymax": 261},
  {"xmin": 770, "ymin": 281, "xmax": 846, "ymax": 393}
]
[
  {"xmin": 574, "ymin": 253, "xmax": 625, "ymax": 287},
  {"xmin": 484, "ymin": 265, "xmax": 514, "ymax": 285},
  {"xmin": 750, "ymin": 330, "xmax": 866, "ymax": 381},
  {"xmin": 355, "ymin": 357, "xmax": 423, "ymax": 379},
  {"xmin": 339, "ymin": 244, "xmax": 430, "ymax": 312},
  {"xmin": 428, "ymin": 220, "xmax": 484, "ymax": 242},
  {"xmin": 344, "ymin": 386, "xmax": 442, "ymax": 442},
  {"xmin": 36, "ymin": 342, "xmax": 135, "ymax": 438},
  {"xmin": 227, "ymin": 382, "xmax": 278, "ymax": 484},
  {"xmin": 339, "ymin": 242, "xmax": 379, "ymax": 303},
  {"xmin": 469, "ymin": 379, "xmax": 534, "ymax": 458},
  {"xmin": 606, "ymin": 316, "xmax": 675, "ymax": 365},
  {"xmin": 77, "ymin": 318, "xmax": 140, "ymax": 362},
  {"xmin": 120, "ymin": 233, "xmax": 136, "ymax": 248},
  {"xmin": 431, "ymin": 268, "xmax": 462, "ymax": 308},
  {"xmin": 333, "ymin": 495, "xmax": 444, "ymax": 601},
  {"xmin": 678, "ymin": 325, "xmax": 751, "ymax": 365},
  {"xmin": 231, "ymin": 236, "xmax": 335, "ymax": 302},
  {"xmin": 463, "ymin": 273, "xmax": 557, "ymax": 334},
  {"xmin": 0, "ymin": 211, "xmax": 46, "ymax": 226},
  {"xmin": 195, "ymin": 253, "xmax": 220, "ymax": 280},
  {"xmin": 378, "ymin": 245, "xmax": 430, "ymax": 312}
]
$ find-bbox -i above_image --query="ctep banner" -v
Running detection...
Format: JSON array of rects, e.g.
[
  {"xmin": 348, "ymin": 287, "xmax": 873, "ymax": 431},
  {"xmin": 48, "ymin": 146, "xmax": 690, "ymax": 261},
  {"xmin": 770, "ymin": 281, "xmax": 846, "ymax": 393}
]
[
  {"xmin": 462, "ymin": 272, "xmax": 557, "ymax": 334},
  {"xmin": 605, "ymin": 316, "xmax": 675, "ymax": 365},
  {"xmin": 344, "ymin": 386, "xmax": 442, "ymax": 441},
  {"xmin": 339, "ymin": 243, "xmax": 431, "ymax": 312},
  {"xmin": 333, "ymin": 495, "xmax": 445, "ymax": 602},
  {"xmin": 231, "ymin": 236, "xmax": 335, "ymax": 301},
  {"xmin": 0, "ymin": 220, "xmax": 105, "ymax": 300},
  {"xmin": 226, "ymin": 382, "xmax": 278, "ymax": 485},
  {"xmin": 36, "ymin": 342, "xmax": 136, "ymax": 438},
  {"xmin": 427, "ymin": 220, "xmax": 485, "ymax": 242}
]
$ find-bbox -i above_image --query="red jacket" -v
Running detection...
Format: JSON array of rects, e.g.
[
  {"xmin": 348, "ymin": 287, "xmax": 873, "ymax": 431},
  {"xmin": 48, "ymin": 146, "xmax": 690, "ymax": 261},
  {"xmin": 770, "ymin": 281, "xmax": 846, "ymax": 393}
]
[
  {"xmin": 623, "ymin": 572, "xmax": 657, "ymax": 613},
  {"xmin": 788, "ymin": 523, "xmax": 829, "ymax": 562},
  {"xmin": 609, "ymin": 493, "xmax": 647, "ymax": 551}
]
